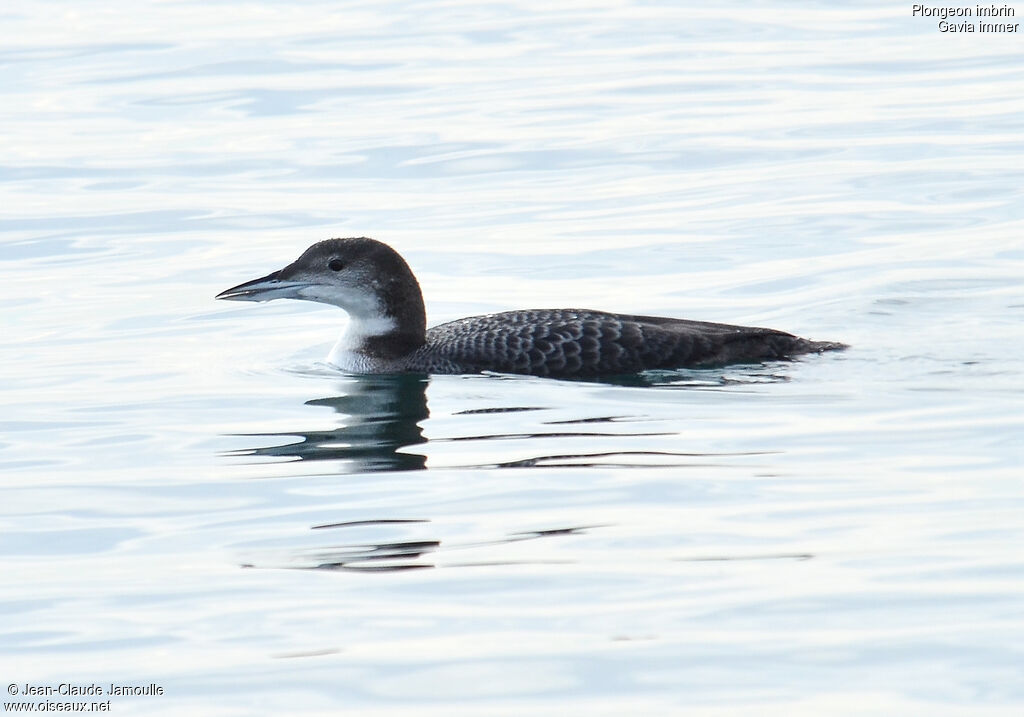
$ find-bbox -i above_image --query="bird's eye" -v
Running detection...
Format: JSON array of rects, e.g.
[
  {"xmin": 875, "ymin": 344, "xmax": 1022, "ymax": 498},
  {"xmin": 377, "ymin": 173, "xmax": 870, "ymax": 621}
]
[{"xmin": 328, "ymin": 259, "xmax": 345, "ymax": 271}]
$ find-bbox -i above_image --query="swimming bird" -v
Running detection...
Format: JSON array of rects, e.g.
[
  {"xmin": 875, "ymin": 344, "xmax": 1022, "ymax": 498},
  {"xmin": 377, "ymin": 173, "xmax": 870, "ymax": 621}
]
[{"xmin": 216, "ymin": 238, "xmax": 845, "ymax": 378}]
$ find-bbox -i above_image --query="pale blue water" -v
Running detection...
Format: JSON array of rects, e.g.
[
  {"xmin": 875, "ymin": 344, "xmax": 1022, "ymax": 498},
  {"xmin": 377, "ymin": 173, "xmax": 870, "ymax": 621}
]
[{"xmin": 3, "ymin": 1, "xmax": 1024, "ymax": 715}]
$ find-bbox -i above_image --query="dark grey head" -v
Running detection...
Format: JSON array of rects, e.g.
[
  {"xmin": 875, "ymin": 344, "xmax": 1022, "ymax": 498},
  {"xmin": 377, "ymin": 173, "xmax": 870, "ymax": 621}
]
[{"xmin": 216, "ymin": 238, "xmax": 427, "ymax": 349}]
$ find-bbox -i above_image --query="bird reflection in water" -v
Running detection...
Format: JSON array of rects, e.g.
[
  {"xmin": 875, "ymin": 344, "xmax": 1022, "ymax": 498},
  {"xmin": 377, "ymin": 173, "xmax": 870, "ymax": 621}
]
[
  {"xmin": 227, "ymin": 368, "xmax": 800, "ymax": 573},
  {"xmin": 298, "ymin": 522, "xmax": 602, "ymax": 572},
  {"xmin": 227, "ymin": 373, "xmax": 429, "ymax": 473}
]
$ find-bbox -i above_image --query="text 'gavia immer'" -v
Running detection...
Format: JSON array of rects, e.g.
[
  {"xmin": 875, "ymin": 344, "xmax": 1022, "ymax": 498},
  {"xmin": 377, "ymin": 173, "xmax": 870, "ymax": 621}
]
[{"xmin": 216, "ymin": 238, "xmax": 846, "ymax": 378}]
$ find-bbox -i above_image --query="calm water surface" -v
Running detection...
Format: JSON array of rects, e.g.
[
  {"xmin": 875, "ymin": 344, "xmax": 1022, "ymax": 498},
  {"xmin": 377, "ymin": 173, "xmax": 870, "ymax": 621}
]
[{"xmin": 2, "ymin": 1, "xmax": 1023, "ymax": 715}]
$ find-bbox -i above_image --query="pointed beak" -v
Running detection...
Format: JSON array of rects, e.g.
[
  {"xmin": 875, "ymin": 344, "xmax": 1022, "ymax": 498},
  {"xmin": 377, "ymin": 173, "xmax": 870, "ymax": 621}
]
[{"xmin": 215, "ymin": 270, "xmax": 313, "ymax": 302}]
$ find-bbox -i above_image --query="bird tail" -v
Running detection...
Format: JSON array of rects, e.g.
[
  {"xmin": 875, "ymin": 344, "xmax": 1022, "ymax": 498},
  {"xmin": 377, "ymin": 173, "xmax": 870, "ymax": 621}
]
[{"xmin": 797, "ymin": 339, "xmax": 848, "ymax": 354}]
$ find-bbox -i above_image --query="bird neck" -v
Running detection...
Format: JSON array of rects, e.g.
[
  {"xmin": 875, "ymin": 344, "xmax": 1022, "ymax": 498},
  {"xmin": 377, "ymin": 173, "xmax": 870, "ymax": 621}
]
[{"xmin": 332, "ymin": 290, "xmax": 426, "ymax": 366}]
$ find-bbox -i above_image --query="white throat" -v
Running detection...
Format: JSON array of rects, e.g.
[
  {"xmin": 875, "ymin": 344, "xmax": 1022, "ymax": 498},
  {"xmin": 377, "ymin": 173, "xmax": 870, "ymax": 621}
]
[{"xmin": 326, "ymin": 314, "xmax": 399, "ymax": 371}]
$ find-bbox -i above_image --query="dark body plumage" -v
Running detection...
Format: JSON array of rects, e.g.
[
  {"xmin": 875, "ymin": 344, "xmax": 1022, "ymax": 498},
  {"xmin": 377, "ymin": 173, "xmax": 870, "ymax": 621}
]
[
  {"xmin": 216, "ymin": 237, "xmax": 846, "ymax": 378},
  {"xmin": 408, "ymin": 309, "xmax": 843, "ymax": 378}
]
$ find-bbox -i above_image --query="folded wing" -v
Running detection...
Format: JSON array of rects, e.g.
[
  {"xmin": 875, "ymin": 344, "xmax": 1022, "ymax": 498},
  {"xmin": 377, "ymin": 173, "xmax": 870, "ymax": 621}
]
[{"xmin": 424, "ymin": 309, "xmax": 844, "ymax": 378}]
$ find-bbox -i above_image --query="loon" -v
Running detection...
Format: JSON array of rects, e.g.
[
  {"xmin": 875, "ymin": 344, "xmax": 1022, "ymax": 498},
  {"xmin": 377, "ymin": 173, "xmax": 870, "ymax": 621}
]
[{"xmin": 216, "ymin": 237, "xmax": 846, "ymax": 378}]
